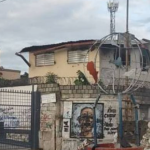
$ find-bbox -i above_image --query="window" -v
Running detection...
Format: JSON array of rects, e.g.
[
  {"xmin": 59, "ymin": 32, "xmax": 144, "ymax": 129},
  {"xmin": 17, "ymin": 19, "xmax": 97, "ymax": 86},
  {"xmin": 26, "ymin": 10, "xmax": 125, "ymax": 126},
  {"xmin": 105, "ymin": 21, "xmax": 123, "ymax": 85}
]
[
  {"xmin": 68, "ymin": 50, "xmax": 88, "ymax": 63},
  {"xmin": 114, "ymin": 48, "xmax": 130, "ymax": 66},
  {"xmin": 35, "ymin": 53, "xmax": 54, "ymax": 66},
  {"xmin": 140, "ymin": 48, "xmax": 150, "ymax": 71},
  {"xmin": 141, "ymin": 55, "xmax": 147, "ymax": 71}
]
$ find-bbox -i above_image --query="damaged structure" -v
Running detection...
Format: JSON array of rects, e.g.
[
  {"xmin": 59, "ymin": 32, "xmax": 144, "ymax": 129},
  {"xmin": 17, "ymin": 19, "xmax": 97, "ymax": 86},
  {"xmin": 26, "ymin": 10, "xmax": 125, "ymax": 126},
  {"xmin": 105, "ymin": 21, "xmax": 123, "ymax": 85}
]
[
  {"xmin": 11, "ymin": 36, "xmax": 150, "ymax": 150},
  {"xmin": 0, "ymin": 35, "xmax": 150, "ymax": 150}
]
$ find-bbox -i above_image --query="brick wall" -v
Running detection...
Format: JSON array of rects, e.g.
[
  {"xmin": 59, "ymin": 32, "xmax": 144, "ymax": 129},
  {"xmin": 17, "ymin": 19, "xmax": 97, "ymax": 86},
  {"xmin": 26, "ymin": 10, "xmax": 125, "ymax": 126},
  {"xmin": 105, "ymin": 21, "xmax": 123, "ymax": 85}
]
[{"xmin": 37, "ymin": 84, "xmax": 150, "ymax": 150}]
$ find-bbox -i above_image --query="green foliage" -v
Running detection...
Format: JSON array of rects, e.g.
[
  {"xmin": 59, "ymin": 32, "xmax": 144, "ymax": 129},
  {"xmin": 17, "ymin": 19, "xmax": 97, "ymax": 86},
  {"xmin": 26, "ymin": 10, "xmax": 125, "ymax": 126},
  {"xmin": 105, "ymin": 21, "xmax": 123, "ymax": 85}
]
[
  {"xmin": 0, "ymin": 77, "xmax": 10, "ymax": 86},
  {"xmin": 46, "ymin": 72, "xmax": 58, "ymax": 84},
  {"xmin": 21, "ymin": 72, "xmax": 28, "ymax": 79},
  {"xmin": 74, "ymin": 79, "xmax": 83, "ymax": 85},
  {"xmin": 74, "ymin": 70, "xmax": 90, "ymax": 85}
]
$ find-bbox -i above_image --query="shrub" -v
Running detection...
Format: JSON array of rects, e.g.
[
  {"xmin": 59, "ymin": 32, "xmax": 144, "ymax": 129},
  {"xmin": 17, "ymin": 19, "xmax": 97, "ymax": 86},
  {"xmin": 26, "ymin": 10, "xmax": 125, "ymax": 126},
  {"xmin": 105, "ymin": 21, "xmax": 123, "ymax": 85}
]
[{"xmin": 46, "ymin": 72, "xmax": 58, "ymax": 84}]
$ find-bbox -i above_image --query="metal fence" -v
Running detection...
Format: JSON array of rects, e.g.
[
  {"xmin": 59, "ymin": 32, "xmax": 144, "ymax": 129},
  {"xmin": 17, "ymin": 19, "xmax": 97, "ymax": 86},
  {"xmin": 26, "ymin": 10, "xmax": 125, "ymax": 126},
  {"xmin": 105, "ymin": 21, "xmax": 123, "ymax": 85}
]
[
  {"xmin": 0, "ymin": 89, "xmax": 40, "ymax": 149},
  {"xmin": 0, "ymin": 76, "xmax": 79, "ymax": 87},
  {"xmin": 1, "ymin": 76, "xmax": 150, "ymax": 89}
]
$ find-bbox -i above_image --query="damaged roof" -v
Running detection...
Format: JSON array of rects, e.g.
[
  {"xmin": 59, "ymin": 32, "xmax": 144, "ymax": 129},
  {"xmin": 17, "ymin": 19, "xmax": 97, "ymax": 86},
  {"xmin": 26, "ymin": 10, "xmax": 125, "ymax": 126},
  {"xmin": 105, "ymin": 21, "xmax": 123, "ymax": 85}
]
[
  {"xmin": 20, "ymin": 38, "xmax": 150, "ymax": 54},
  {"xmin": 20, "ymin": 40, "xmax": 95, "ymax": 53}
]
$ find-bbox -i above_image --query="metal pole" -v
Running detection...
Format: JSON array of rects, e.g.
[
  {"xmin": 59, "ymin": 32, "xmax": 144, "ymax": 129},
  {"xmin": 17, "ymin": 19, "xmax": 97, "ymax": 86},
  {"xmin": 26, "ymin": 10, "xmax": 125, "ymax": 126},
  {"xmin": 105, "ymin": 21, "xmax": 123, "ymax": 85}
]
[
  {"xmin": 126, "ymin": 0, "xmax": 129, "ymax": 33},
  {"xmin": 125, "ymin": 0, "xmax": 130, "ymax": 120},
  {"xmin": 126, "ymin": 0, "xmax": 129, "ymax": 76},
  {"xmin": 130, "ymin": 94, "xmax": 140, "ymax": 146},
  {"xmin": 93, "ymin": 94, "xmax": 101, "ymax": 148},
  {"xmin": 118, "ymin": 93, "xmax": 123, "ymax": 143}
]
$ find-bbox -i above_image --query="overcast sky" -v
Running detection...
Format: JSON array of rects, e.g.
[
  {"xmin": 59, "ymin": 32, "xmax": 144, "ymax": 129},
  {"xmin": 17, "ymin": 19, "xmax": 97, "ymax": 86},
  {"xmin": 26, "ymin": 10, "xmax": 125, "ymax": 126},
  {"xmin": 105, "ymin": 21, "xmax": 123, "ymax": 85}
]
[{"xmin": 0, "ymin": 0, "xmax": 149, "ymax": 73}]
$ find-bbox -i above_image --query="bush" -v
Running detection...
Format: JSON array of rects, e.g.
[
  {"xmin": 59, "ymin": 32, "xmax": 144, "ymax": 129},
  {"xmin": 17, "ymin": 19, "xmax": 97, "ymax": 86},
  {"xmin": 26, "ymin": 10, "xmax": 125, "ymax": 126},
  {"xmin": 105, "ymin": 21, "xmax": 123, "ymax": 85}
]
[{"xmin": 46, "ymin": 72, "xmax": 58, "ymax": 84}]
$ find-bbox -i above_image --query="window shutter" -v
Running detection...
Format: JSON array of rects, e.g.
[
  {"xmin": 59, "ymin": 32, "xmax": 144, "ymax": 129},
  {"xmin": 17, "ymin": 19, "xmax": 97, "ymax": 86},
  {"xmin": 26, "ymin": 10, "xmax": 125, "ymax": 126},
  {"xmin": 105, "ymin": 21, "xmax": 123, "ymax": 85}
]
[
  {"xmin": 36, "ymin": 53, "xmax": 54, "ymax": 66},
  {"xmin": 68, "ymin": 50, "xmax": 88, "ymax": 63}
]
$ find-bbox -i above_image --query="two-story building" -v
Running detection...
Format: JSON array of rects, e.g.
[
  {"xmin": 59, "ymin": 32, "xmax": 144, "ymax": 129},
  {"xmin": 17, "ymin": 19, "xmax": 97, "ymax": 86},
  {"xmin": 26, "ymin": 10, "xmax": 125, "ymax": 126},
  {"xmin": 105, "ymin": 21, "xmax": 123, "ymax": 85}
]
[
  {"xmin": 18, "ymin": 40, "xmax": 98, "ymax": 80},
  {"xmin": 14, "ymin": 37, "xmax": 150, "ymax": 150},
  {"xmin": 17, "ymin": 37, "xmax": 150, "ymax": 84}
]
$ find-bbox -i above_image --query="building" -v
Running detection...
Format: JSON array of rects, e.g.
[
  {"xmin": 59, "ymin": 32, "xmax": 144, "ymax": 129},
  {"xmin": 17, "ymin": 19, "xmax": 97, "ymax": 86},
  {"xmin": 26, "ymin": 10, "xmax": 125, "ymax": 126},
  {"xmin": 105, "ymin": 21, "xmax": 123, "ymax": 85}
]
[
  {"xmin": 17, "ymin": 40, "xmax": 98, "ymax": 81},
  {"xmin": 17, "ymin": 36, "xmax": 150, "ymax": 81},
  {"xmin": 16, "ymin": 36, "xmax": 150, "ymax": 121},
  {"xmin": 2, "ymin": 36, "xmax": 148, "ymax": 150},
  {"xmin": 0, "ymin": 66, "xmax": 20, "ymax": 80}
]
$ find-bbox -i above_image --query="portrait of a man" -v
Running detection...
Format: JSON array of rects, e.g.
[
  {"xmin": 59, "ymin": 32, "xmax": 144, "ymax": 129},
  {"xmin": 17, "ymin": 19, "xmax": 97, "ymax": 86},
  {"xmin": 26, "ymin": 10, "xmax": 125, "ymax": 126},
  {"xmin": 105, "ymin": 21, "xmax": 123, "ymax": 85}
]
[
  {"xmin": 71, "ymin": 103, "xmax": 103, "ymax": 138},
  {"xmin": 78, "ymin": 107, "xmax": 94, "ymax": 137}
]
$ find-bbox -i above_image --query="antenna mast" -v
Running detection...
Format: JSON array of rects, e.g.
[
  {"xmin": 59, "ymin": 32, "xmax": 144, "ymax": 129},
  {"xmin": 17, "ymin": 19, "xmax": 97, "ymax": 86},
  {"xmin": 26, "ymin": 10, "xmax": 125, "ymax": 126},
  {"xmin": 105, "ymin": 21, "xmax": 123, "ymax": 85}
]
[{"xmin": 107, "ymin": 0, "xmax": 119, "ymax": 34}]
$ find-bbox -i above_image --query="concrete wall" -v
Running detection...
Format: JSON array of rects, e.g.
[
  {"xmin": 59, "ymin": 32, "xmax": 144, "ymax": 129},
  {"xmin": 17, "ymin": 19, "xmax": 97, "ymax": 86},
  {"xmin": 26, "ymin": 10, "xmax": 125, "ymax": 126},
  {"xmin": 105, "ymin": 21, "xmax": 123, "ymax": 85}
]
[
  {"xmin": 99, "ymin": 46, "xmax": 150, "ymax": 84},
  {"xmin": 0, "ymin": 70, "xmax": 20, "ymax": 80},
  {"xmin": 29, "ymin": 48, "xmax": 99, "ymax": 83},
  {"xmin": 37, "ymin": 84, "xmax": 150, "ymax": 150}
]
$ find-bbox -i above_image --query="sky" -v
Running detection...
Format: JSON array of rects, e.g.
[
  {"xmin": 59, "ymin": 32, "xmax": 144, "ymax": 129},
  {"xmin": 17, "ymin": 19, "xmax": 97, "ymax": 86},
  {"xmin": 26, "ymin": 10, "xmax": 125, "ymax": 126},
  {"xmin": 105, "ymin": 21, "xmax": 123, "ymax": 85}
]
[{"xmin": 0, "ymin": 0, "xmax": 150, "ymax": 74}]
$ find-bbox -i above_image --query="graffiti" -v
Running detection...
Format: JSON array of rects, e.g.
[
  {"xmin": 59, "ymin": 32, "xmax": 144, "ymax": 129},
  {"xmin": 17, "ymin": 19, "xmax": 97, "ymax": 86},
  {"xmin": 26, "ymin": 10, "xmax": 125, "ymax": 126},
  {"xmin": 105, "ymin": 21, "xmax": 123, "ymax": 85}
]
[
  {"xmin": 0, "ymin": 106, "xmax": 31, "ymax": 128},
  {"xmin": 40, "ymin": 111, "xmax": 52, "ymax": 131},
  {"xmin": 6, "ymin": 133, "xmax": 29, "ymax": 142},
  {"xmin": 63, "ymin": 102, "xmax": 72, "ymax": 118},
  {"xmin": 64, "ymin": 121, "xmax": 69, "ymax": 132},
  {"xmin": 0, "ymin": 106, "xmax": 19, "ymax": 128},
  {"xmin": 77, "ymin": 139, "xmax": 91, "ymax": 150},
  {"xmin": 87, "ymin": 61, "xmax": 98, "ymax": 83},
  {"xmin": 71, "ymin": 103, "xmax": 103, "ymax": 138},
  {"xmin": 104, "ymin": 105, "xmax": 117, "ymax": 135},
  {"xmin": 62, "ymin": 119, "xmax": 70, "ymax": 138},
  {"xmin": 41, "ymin": 111, "xmax": 51, "ymax": 122},
  {"xmin": 40, "ymin": 122, "xmax": 53, "ymax": 131}
]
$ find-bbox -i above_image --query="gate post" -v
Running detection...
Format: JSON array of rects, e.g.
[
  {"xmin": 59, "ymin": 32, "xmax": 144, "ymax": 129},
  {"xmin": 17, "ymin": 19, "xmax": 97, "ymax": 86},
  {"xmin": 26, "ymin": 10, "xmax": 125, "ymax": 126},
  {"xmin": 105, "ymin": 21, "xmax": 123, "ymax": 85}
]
[{"xmin": 31, "ymin": 91, "xmax": 41, "ymax": 150}]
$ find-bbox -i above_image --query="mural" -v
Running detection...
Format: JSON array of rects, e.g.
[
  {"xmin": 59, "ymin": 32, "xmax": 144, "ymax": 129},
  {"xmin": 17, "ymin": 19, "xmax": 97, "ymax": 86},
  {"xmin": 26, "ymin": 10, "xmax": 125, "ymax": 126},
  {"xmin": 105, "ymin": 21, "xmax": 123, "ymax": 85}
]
[
  {"xmin": 71, "ymin": 103, "xmax": 103, "ymax": 138},
  {"xmin": 62, "ymin": 119, "xmax": 70, "ymax": 138}
]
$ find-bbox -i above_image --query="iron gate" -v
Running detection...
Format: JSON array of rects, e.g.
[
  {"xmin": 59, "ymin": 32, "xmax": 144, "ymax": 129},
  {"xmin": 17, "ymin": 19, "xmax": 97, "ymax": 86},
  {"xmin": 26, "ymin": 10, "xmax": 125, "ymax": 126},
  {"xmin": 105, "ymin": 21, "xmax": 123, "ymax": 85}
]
[{"xmin": 0, "ymin": 89, "xmax": 40, "ymax": 149}]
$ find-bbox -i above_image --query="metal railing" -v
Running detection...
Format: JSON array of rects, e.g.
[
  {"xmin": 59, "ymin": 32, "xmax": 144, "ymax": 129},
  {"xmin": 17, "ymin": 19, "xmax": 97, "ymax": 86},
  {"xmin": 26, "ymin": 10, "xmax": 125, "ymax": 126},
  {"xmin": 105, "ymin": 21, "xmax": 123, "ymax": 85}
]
[{"xmin": 0, "ymin": 76, "xmax": 150, "ymax": 89}]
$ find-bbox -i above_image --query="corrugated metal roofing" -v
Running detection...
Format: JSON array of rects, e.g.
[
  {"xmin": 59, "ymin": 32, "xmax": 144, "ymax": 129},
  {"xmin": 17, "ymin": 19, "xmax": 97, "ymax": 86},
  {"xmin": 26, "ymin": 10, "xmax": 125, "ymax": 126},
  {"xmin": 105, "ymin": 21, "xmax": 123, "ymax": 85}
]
[
  {"xmin": 20, "ymin": 38, "xmax": 150, "ymax": 54},
  {"xmin": 20, "ymin": 40, "xmax": 95, "ymax": 53}
]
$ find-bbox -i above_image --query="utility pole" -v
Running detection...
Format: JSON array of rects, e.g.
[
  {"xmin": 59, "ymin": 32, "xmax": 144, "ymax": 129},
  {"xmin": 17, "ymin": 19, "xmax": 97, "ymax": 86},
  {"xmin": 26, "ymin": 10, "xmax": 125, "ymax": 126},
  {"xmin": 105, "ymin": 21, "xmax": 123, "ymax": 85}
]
[
  {"xmin": 107, "ymin": 0, "xmax": 119, "ymax": 34},
  {"xmin": 125, "ymin": 0, "xmax": 131, "ymax": 121}
]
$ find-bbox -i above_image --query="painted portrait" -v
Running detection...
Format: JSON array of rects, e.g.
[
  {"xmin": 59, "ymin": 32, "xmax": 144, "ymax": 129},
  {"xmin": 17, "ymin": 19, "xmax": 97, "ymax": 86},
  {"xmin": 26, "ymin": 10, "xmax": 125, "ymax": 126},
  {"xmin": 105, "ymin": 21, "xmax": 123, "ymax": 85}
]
[{"xmin": 70, "ymin": 103, "xmax": 103, "ymax": 138}]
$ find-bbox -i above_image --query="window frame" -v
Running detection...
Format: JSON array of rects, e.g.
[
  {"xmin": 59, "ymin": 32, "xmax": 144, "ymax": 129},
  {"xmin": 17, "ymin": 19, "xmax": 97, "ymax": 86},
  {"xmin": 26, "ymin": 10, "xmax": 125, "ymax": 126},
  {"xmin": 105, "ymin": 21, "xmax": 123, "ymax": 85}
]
[
  {"xmin": 67, "ymin": 49, "xmax": 88, "ymax": 64},
  {"xmin": 35, "ymin": 52, "xmax": 55, "ymax": 67}
]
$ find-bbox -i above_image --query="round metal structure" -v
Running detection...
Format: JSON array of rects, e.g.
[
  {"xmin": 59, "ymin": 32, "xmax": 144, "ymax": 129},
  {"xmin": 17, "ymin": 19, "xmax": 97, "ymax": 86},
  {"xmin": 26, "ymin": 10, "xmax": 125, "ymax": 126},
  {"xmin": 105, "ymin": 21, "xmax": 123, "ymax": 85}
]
[
  {"xmin": 107, "ymin": 0, "xmax": 119, "ymax": 34},
  {"xmin": 86, "ymin": 32, "xmax": 150, "ymax": 94}
]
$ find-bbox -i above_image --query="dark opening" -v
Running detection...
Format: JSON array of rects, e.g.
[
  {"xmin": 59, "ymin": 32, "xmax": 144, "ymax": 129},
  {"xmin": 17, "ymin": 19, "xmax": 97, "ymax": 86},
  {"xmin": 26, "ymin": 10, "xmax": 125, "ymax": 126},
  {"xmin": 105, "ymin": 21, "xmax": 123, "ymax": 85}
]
[
  {"xmin": 114, "ymin": 47, "xmax": 130, "ymax": 66},
  {"xmin": 141, "ymin": 48, "xmax": 150, "ymax": 71}
]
